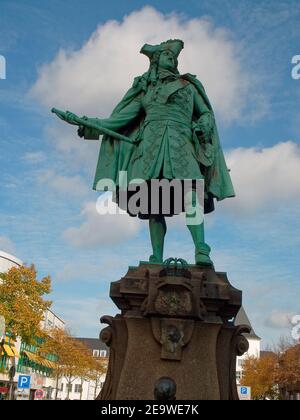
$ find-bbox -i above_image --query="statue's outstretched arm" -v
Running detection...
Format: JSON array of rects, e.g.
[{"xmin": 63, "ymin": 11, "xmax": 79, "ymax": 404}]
[
  {"xmin": 51, "ymin": 108, "xmax": 137, "ymax": 144},
  {"xmin": 78, "ymin": 94, "xmax": 143, "ymax": 140}
]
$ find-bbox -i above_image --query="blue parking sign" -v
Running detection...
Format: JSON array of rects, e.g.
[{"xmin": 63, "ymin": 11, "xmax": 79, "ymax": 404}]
[{"xmin": 18, "ymin": 375, "xmax": 31, "ymax": 389}]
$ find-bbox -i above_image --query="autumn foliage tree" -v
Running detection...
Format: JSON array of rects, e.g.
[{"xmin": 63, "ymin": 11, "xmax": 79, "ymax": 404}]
[
  {"xmin": 240, "ymin": 354, "xmax": 279, "ymax": 400},
  {"xmin": 0, "ymin": 265, "xmax": 52, "ymax": 342},
  {"xmin": 277, "ymin": 343, "xmax": 300, "ymax": 396},
  {"xmin": 39, "ymin": 327, "xmax": 96, "ymax": 400},
  {"xmin": 88, "ymin": 357, "xmax": 107, "ymax": 399},
  {"xmin": 64, "ymin": 339, "xmax": 96, "ymax": 400}
]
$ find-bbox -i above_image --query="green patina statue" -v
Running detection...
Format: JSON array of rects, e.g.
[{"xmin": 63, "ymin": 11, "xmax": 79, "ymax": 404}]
[{"xmin": 52, "ymin": 39, "xmax": 235, "ymax": 266}]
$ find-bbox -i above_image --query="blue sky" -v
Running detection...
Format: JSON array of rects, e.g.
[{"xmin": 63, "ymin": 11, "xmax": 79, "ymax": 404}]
[{"xmin": 0, "ymin": 0, "xmax": 300, "ymax": 347}]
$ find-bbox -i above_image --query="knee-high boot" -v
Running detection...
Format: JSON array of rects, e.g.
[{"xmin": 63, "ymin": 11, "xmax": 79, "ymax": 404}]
[
  {"xmin": 149, "ymin": 215, "xmax": 166, "ymax": 263},
  {"xmin": 185, "ymin": 190, "xmax": 213, "ymax": 266}
]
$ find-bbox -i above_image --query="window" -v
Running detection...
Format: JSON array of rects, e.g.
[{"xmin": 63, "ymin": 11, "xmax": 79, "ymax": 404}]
[
  {"xmin": 238, "ymin": 359, "xmax": 244, "ymax": 368},
  {"xmin": 66, "ymin": 384, "xmax": 72, "ymax": 392},
  {"xmin": 75, "ymin": 384, "xmax": 82, "ymax": 393},
  {"xmin": 60, "ymin": 383, "xmax": 64, "ymax": 391},
  {"xmin": 100, "ymin": 350, "xmax": 107, "ymax": 358},
  {"xmin": 236, "ymin": 371, "xmax": 242, "ymax": 382},
  {"xmin": 93, "ymin": 350, "xmax": 99, "ymax": 357}
]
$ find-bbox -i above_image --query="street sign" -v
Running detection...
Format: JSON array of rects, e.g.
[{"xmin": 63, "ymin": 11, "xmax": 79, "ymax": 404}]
[
  {"xmin": 16, "ymin": 388, "xmax": 30, "ymax": 401},
  {"xmin": 238, "ymin": 386, "xmax": 251, "ymax": 400},
  {"xmin": 35, "ymin": 389, "xmax": 44, "ymax": 399},
  {"xmin": 18, "ymin": 375, "xmax": 31, "ymax": 389}
]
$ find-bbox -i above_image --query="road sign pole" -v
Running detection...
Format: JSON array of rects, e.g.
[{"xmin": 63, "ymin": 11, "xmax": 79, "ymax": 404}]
[{"xmin": 8, "ymin": 360, "xmax": 16, "ymax": 400}]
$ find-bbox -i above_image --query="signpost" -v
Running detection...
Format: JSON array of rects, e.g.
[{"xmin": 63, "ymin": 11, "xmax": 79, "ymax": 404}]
[
  {"xmin": 238, "ymin": 385, "xmax": 251, "ymax": 400},
  {"xmin": 18, "ymin": 375, "xmax": 31, "ymax": 389},
  {"xmin": 16, "ymin": 375, "xmax": 31, "ymax": 400},
  {"xmin": 15, "ymin": 388, "xmax": 30, "ymax": 401},
  {"xmin": 35, "ymin": 389, "xmax": 45, "ymax": 400}
]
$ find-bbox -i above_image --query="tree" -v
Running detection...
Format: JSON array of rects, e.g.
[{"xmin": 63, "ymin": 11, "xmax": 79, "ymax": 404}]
[
  {"xmin": 88, "ymin": 357, "xmax": 107, "ymax": 399},
  {"xmin": 75, "ymin": 342, "xmax": 98, "ymax": 400},
  {"xmin": 0, "ymin": 265, "xmax": 51, "ymax": 342},
  {"xmin": 63, "ymin": 339, "xmax": 95, "ymax": 400},
  {"xmin": 240, "ymin": 354, "xmax": 279, "ymax": 400},
  {"xmin": 39, "ymin": 328, "xmax": 96, "ymax": 400},
  {"xmin": 277, "ymin": 343, "xmax": 300, "ymax": 396}
]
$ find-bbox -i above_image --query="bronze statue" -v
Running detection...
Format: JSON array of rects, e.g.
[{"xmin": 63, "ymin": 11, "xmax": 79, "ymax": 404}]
[{"xmin": 52, "ymin": 39, "xmax": 234, "ymax": 266}]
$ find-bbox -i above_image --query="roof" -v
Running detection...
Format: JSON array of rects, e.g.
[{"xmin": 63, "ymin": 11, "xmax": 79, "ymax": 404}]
[
  {"xmin": 0, "ymin": 250, "xmax": 23, "ymax": 266},
  {"xmin": 75, "ymin": 337, "xmax": 109, "ymax": 352},
  {"xmin": 235, "ymin": 307, "xmax": 261, "ymax": 340},
  {"xmin": 260, "ymin": 350, "xmax": 276, "ymax": 359},
  {"xmin": 45, "ymin": 308, "xmax": 65, "ymax": 325}
]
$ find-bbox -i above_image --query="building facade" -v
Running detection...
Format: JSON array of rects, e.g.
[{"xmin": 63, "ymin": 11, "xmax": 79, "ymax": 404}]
[
  {"xmin": 235, "ymin": 307, "xmax": 261, "ymax": 384},
  {"xmin": 0, "ymin": 250, "xmax": 22, "ymax": 273},
  {"xmin": 0, "ymin": 250, "xmax": 65, "ymax": 400}
]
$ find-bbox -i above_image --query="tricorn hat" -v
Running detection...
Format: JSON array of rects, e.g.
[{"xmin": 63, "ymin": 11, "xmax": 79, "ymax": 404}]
[{"xmin": 140, "ymin": 39, "xmax": 184, "ymax": 62}]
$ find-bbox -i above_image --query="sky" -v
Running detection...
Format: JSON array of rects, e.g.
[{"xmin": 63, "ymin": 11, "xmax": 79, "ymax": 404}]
[{"xmin": 0, "ymin": 0, "xmax": 300, "ymax": 347}]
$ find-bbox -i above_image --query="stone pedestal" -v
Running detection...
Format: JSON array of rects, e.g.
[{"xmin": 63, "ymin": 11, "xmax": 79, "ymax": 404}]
[{"xmin": 98, "ymin": 259, "xmax": 249, "ymax": 400}]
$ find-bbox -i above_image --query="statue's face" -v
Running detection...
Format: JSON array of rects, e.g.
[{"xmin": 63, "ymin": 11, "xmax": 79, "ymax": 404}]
[{"xmin": 158, "ymin": 50, "xmax": 176, "ymax": 71}]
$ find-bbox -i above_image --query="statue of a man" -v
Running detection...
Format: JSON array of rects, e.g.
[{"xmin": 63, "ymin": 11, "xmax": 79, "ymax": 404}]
[{"xmin": 53, "ymin": 39, "xmax": 235, "ymax": 266}]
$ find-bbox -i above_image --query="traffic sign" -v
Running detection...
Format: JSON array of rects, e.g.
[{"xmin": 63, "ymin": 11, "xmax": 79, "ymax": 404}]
[
  {"xmin": 18, "ymin": 375, "xmax": 31, "ymax": 389},
  {"xmin": 35, "ymin": 389, "xmax": 44, "ymax": 399},
  {"xmin": 238, "ymin": 385, "xmax": 251, "ymax": 400},
  {"xmin": 16, "ymin": 388, "xmax": 30, "ymax": 400}
]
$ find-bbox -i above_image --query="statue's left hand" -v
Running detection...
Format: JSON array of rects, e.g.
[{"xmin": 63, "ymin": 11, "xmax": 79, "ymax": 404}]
[{"xmin": 194, "ymin": 112, "xmax": 214, "ymax": 143}]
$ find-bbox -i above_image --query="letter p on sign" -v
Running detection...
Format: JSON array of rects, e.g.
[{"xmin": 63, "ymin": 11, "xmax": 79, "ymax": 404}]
[{"xmin": 18, "ymin": 375, "xmax": 31, "ymax": 389}]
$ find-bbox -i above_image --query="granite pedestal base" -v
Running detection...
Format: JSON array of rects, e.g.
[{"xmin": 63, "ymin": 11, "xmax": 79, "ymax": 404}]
[{"xmin": 97, "ymin": 259, "xmax": 249, "ymax": 400}]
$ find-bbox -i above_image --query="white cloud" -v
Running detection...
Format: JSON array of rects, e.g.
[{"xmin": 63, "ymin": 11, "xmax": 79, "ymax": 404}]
[
  {"xmin": 0, "ymin": 236, "xmax": 16, "ymax": 255},
  {"xmin": 265, "ymin": 311, "xmax": 295, "ymax": 330},
  {"xmin": 56, "ymin": 261, "xmax": 104, "ymax": 283},
  {"xmin": 223, "ymin": 141, "xmax": 300, "ymax": 213},
  {"xmin": 63, "ymin": 197, "xmax": 141, "ymax": 248},
  {"xmin": 22, "ymin": 151, "xmax": 46, "ymax": 164},
  {"xmin": 45, "ymin": 123, "xmax": 99, "ymax": 171},
  {"xmin": 30, "ymin": 6, "xmax": 262, "ymax": 124},
  {"xmin": 38, "ymin": 169, "xmax": 89, "ymax": 198},
  {"xmin": 53, "ymin": 297, "xmax": 117, "ymax": 336}
]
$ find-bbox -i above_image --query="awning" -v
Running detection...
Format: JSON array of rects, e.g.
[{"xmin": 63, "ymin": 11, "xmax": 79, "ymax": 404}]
[
  {"xmin": 3, "ymin": 336, "xmax": 19, "ymax": 357},
  {"xmin": 23, "ymin": 350, "xmax": 57, "ymax": 369},
  {"xmin": 12, "ymin": 347, "xmax": 19, "ymax": 357},
  {"xmin": 3, "ymin": 344, "xmax": 14, "ymax": 357}
]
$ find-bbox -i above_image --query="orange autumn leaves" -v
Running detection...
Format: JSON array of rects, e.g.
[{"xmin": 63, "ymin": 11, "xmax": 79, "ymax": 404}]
[
  {"xmin": 0, "ymin": 265, "xmax": 51, "ymax": 342},
  {"xmin": 241, "ymin": 343, "xmax": 300, "ymax": 400},
  {"xmin": 39, "ymin": 327, "xmax": 106, "ymax": 399},
  {"xmin": 240, "ymin": 354, "xmax": 278, "ymax": 400}
]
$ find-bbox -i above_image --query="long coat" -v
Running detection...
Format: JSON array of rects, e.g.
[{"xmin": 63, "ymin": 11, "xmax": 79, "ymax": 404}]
[{"xmin": 85, "ymin": 73, "xmax": 235, "ymax": 214}]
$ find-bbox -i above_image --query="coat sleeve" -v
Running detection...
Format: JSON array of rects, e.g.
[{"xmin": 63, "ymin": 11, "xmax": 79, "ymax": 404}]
[
  {"xmin": 192, "ymin": 85, "xmax": 214, "ymax": 144},
  {"xmin": 96, "ymin": 94, "xmax": 143, "ymax": 131},
  {"xmin": 190, "ymin": 84, "xmax": 216, "ymax": 167},
  {"xmin": 81, "ymin": 94, "xmax": 143, "ymax": 139}
]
